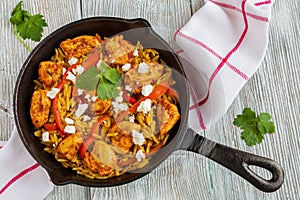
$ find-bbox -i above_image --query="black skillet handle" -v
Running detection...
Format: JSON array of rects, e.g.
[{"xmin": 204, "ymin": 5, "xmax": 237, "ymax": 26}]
[{"xmin": 182, "ymin": 128, "xmax": 284, "ymax": 192}]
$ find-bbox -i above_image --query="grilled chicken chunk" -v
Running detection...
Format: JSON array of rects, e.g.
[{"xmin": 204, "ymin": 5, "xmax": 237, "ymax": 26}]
[
  {"xmin": 38, "ymin": 61, "xmax": 64, "ymax": 88},
  {"xmin": 57, "ymin": 133, "xmax": 83, "ymax": 161},
  {"xmin": 102, "ymin": 35, "xmax": 134, "ymax": 65},
  {"xmin": 30, "ymin": 90, "xmax": 51, "ymax": 128},
  {"xmin": 60, "ymin": 35, "xmax": 101, "ymax": 59},
  {"xmin": 124, "ymin": 62, "xmax": 164, "ymax": 93},
  {"xmin": 156, "ymin": 99, "xmax": 180, "ymax": 135}
]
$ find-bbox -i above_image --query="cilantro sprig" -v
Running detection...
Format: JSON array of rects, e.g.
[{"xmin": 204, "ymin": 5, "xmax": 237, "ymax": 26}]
[
  {"xmin": 10, "ymin": 1, "xmax": 48, "ymax": 52},
  {"xmin": 75, "ymin": 62, "xmax": 121, "ymax": 100},
  {"xmin": 233, "ymin": 108, "xmax": 275, "ymax": 146}
]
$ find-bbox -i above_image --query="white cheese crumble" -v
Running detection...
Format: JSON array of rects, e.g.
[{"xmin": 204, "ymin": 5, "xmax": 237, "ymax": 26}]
[
  {"xmin": 68, "ymin": 57, "xmax": 78, "ymax": 65},
  {"xmin": 64, "ymin": 125, "xmax": 76, "ymax": 134},
  {"xmin": 111, "ymin": 59, "xmax": 115, "ymax": 63},
  {"xmin": 83, "ymin": 115, "xmax": 91, "ymax": 122},
  {"xmin": 66, "ymin": 71, "xmax": 76, "ymax": 83},
  {"xmin": 62, "ymin": 68, "xmax": 67, "ymax": 75},
  {"xmin": 138, "ymin": 62, "xmax": 149, "ymax": 74},
  {"xmin": 125, "ymin": 85, "xmax": 132, "ymax": 92},
  {"xmin": 122, "ymin": 63, "xmax": 131, "ymax": 72},
  {"xmin": 46, "ymin": 88, "xmax": 60, "ymax": 99},
  {"xmin": 129, "ymin": 115, "xmax": 135, "ymax": 123},
  {"xmin": 112, "ymin": 102, "xmax": 128, "ymax": 113},
  {"xmin": 91, "ymin": 96, "xmax": 98, "ymax": 102},
  {"xmin": 77, "ymin": 89, "xmax": 84, "ymax": 96},
  {"xmin": 114, "ymin": 91, "xmax": 123, "ymax": 103},
  {"xmin": 65, "ymin": 117, "xmax": 74, "ymax": 125},
  {"xmin": 42, "ymin": 131, "xmax": 50, "ymax": 142},
  {"xmin": 133, "ymin": 49, "xmax": 139, "ymax": 57},
  {"xmin": 141, "ymin": 84, "xmax": 153, "ymax": 97},
  {"xmin": 85, "ymin": 94, "xmax": 91, "ymax": 101},
  {"xmin": 96, "ymin": 59, "xmax": 102, "ymax": 67},
  {"xmin": 135, "ymin": 150, "xmax": 146, "ymax": 162},
  {"xmin": 137, "ymin": 99, "xmax": 152, "ymax": 114},
  {"xmin": 75, "ymin": 103, "xmax": 88, "ymax": 117},
  {"xmin": 132, "ymin": 130, "xmax": 145, "ymax": 145},
  {"xmin": 75, "ymin": 65, "xmax": 85, "ymax": 75}
]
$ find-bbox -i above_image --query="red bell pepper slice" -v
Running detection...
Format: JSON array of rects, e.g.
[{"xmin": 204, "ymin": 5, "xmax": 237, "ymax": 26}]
[
  {"xmin": 82, "ymin": 48, "xmax": 100, "ymax": 70},
  {"xmin": 52, "ymin": 63, "xmax": 81, "ymax": 138},
  {"xmin": 79, "ymin": 115, "xmax": 109, "ymax": 159},
  {"xmin": 128, "ymin": 83, "xmax": 169, "ymax": 114},
  {"xmin": 43, "ymin": 123, "xmax": 57, "ymax": 131}
]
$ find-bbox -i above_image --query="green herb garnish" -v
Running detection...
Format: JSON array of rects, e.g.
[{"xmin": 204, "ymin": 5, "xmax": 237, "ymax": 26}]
[
  {"xmin": 10, "ymin": 1, "xmax": 48, "ymax": 51},
  {"xmin": 76, "ymin": 62, "xmax": 121, "ymax": 100},
  {"xmin": 233, "ymin": 108, "xmax": 275, "ymax": 146}
]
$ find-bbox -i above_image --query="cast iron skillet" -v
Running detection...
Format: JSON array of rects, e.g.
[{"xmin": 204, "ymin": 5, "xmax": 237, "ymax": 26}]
[{"xmin": 13, "ymin": 17, "xmax": 284, "ymax": 192}]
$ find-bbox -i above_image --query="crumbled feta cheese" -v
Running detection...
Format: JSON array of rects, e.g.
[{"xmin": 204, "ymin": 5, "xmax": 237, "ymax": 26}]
[
  {"xmin": 133, "ymin": 49, "xmax": 139, "ymax": 57},
  {"xmin": 77, "ymin": 89, "xmax": 84, "ymax": 96},
  {"xmin": 137, "ymin": 99, "xmax": 152, "ymax": 114},
  {"xmin": 114, "ymin": 91, "xmax": 123, "ymax": 103},
  {"xmin": 64, "ymin": 125, "xmax": 76, "ymax": 134},
  {"xmin": 138, "ymin": 62, "xmax": 149, "ymax": 74},
  {"xmin": 135, "ymin": 150, "xmax": 146, "ymax": 162},
  {"xmin": 62, "ymin": 68, "xmax": 67, "ymax": 75},
  {"xmin": 112, "ymin": 101, "xmax": 128, "ymax": 113},
  {"xmin": 83, "ymin": 115, "xmax": 91, "ymax": 122},
  {"xmin": 108, "ymin": 54, "xmax": 112, "ymax": 58},
  {"xmin": 132, "ymin": 130, "xmax": 145, "ymax": 145},
  {"xmin": 66, "ymin": 71, "xmax": 76, "ymax": 83},
  {"xmin": 75, "ymin": 103, "xmax": 88, "ymax": 117},
  {"xmin": 125, "ymin": 85, "xmax": 132, "ymax": 92},
  {"xmin": 129, "ymin": 115, "xmax": 135, "ymax": 122},
  {"xmin": 72, "ymin": 68, "xmax": 77, "ymax": 74},
  {"xmin": 65, "ymin": 117, "xmax": 74, "ymax": 125},
  {"xmin": 115, "ymin": 96, "xmax": 123, "ymax": 103},
  {"xmin": 68, "ymin": 57, "xmax": 78, "ymax": 65},
  {"xmin": 91, "ymin": 96, "xmax": 98, "ymax": 102},
  {"xmin": 111, "ymin": 59, "xmax": 115, "ymax": 63},
  {"xmin": 46, "ymin": 88, "xmax": 60, "ymax": 99},
  {"xmin": 122, "ymin": 63, "xmax": 131, "ymax": 72},
  {"xmin": 141, "ymin": 84, "xmax": 153, "ymax": 97},
  {"xmin": 118, "ymin": 103, "xmax": 128, "ymax": 111},
  {"xmin": 42, "ymin": 131, "xmax": 50, "ymax": 142},
  {"xmin": 75, "ymin": 65, "xmax": 84, "ymax": 75},
  {"xmin": 85, "ymin": 94, "xmax": 91, "ymax": 101},
  {"xmin": 96, "ymin": 59, "xmax": 102, "ymax": 67}
]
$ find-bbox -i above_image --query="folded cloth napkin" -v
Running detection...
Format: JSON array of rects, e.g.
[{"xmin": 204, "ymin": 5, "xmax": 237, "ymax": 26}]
[
  {"xmin": 0, "ymin": 127, "xmax": 53, "ymax": 200},
  {"xmin": 0, "ymin": 0, "xmax": 274, "ymax": 199},
  {"xmin": 174, "ymin": 0, "xmax": 274, "ymax": 131}
]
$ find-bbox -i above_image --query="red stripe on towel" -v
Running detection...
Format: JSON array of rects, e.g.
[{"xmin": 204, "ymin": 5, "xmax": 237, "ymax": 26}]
[
  {"xmin": 255, "ymin": 0, "xmax": 271, "ymax": 6},
  {"xmin": 190, "ymin": 0, "xmax": 249, "ymax": 110},
  {"xmin": 209, "ymin": 0, "xmax": 269, "ymax": 22},
  {"xmin": 175, "ymin": 33, "xmax": 249, "ymax": 81},
  {"xmin": 0, "ymin": 163, "xmax": 40, "ymax": 195}
]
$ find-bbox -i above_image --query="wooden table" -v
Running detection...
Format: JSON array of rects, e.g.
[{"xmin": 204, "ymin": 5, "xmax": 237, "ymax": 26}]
[{"xmin": 1, "ymin": 0, "xmax": 299, "ymax": 199}]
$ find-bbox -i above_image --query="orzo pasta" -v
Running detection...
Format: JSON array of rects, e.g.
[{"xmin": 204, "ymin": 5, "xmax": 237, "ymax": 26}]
[{"xmin": 30, "ymin": 34, "xmax": 180, "ymax": 179}]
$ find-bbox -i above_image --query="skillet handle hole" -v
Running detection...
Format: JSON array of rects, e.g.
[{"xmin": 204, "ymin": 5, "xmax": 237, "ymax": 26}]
[{"xmin": 248, "ymin": 165, "xmax": 273, "ymax": 181}]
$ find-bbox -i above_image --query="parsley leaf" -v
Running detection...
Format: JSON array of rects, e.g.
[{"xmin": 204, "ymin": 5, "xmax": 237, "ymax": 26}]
[
  {"xmin": 233, "ymin": 108, "xmax": 275, "ymax": 146},
  {"xmin": 10, "ymin": 1, "xmax": 47, "ymax": 51},
  {"xmin": 75, "ymin": 66, "xmax": 101, "ymax": 91},
  {"xmin": 76, "ymin": 62, "xmax": 121, "ymax": 100}
]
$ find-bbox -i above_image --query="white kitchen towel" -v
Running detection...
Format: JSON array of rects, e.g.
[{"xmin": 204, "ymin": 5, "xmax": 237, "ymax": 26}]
[
  {"xmin": 174, "ymin": 0, "xmax": 274, "ymax": 132},
  {"xmin": 0, "ymin": 127, "xmax": 53, "ymax": 200},
  {"xmin": 0, "ymin": 0, "xmax": 274, "ymax": 199}
]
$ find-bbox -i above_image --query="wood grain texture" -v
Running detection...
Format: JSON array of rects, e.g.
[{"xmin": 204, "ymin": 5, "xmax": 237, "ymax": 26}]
[{"xmin": 0, "ymin": 0, "xmax": 299, "ymax": 199}]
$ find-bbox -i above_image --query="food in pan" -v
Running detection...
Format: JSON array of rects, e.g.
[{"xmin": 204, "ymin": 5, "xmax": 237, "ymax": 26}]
[{"xmin": 30, "ymin": 34, "xmax": 180, "ymax": 179}]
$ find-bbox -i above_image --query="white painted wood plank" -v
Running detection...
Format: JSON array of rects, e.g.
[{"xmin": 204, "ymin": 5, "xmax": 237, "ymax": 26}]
[
  {"xmin": 0, "ymin": 0, "xmax": 299, "ymax": 199},
  {"xmin": 190, "ymin": 0, "xmax": 300, "ymax": 199}
]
